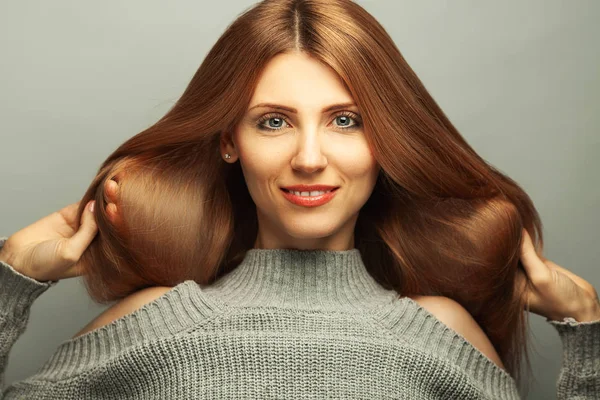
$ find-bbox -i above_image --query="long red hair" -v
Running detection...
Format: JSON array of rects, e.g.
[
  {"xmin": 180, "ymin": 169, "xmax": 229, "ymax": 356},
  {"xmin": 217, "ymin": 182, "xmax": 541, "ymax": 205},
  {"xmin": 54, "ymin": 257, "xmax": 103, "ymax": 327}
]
[{"xmin": 75, "ymin": 0, "xmax": 541, "ymax": 392}]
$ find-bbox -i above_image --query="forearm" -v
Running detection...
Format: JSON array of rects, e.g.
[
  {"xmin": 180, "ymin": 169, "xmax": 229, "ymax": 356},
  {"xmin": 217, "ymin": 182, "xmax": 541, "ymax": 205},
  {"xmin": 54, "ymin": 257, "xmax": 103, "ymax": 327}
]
[
  {"xmin": 0, "ymin": 295, "xmax": 29, "ymax": 397},
  {"xmin": 547, "ymin": 317, "xmax": 600, "ymax": 400},
  {"xmin": 0, "ymin": 237, "xmax": 56, "ymax": 397}
]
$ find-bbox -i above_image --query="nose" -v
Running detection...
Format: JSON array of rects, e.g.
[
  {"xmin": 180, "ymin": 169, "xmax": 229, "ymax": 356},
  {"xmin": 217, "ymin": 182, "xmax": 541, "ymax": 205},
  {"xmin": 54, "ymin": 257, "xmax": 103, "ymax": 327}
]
[{"xmin": 290, "ymin": 128, "xmax": 328, "ymax": 174}]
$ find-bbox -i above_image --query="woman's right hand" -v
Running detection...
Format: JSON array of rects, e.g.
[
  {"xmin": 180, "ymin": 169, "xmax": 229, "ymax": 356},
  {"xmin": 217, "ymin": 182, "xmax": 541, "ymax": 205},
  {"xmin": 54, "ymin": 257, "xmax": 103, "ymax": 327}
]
[{"xmin": 0, "ymin": 200, "xmax": 98, "ymax": 282}]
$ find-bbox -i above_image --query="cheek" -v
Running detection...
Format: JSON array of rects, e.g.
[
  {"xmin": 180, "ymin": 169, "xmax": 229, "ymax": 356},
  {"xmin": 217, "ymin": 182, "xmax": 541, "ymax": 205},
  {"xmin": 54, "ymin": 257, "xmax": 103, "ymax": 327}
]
[
  {"xmin": 236, "ymin": 144, "xmax": 282, "ymax": 200},
  {"xmin": 236, "ymin": 136, "xmax": 264, "ymax": 178},
  {"xmin": 340, "ymin": 148, "xmax": 378, "ymax": 180},
  {"xmin": 339, "ymin": 151, "xmax": 379, "ymax": 203},
  {"xmin": 240, "ymin": 149, "xmax": 277, "ymax": 179}
]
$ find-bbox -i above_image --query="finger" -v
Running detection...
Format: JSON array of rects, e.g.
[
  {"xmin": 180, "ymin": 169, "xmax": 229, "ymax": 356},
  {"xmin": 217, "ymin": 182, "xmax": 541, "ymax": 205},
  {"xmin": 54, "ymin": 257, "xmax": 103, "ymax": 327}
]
[
  {"xmin": 104, "ymin": 179, "xmax": 118, "ymax": 204},
  {"xmin": 66, "ymin": 201, "xmax": 98, "ymax": 260},
  {"xmin": 520, "ymin": 229, "xmax": 552, "ymax": 283},
  {"xmin": 515, "ymin": 268, "xmax": 539, "ymax": 313},
  {"xmin": 112, "ymin": 170, "xmax": 126, "ymax": 183},
  {"xmin": 51, "ymin": 201, "xmax": 85, "ymax": 234},
  {"xmin": 514, "ymin": 266, "xmax": 528, "ymax": 294},
  {"xmin": 106, "ymin": 203, "xmax": 121, "ymax": 226},
  {"xmin": 57, "ymin": 201, "xmax": 82, "ymax": 222}
]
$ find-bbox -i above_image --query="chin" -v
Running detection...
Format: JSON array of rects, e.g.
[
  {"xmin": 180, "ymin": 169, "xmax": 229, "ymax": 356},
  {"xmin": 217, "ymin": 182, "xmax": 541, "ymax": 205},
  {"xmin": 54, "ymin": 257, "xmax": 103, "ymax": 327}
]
[{"xmin": 285, "ymin": 225, "xmax": 339, "ymax": 239}]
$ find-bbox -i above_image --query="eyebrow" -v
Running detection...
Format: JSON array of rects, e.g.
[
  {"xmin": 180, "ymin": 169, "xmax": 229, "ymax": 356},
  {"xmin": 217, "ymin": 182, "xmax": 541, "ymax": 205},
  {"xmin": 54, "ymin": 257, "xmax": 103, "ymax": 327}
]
[{"xmin": 248, "ymin": 102, "xmax": 357, "ymax": 113}]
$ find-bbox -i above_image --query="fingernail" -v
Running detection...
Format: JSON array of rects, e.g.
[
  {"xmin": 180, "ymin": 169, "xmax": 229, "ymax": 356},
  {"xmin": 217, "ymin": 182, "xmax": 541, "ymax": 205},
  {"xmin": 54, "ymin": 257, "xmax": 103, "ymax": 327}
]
[{"xmin": 89, "ymin": 201, "xmax": 95, "ymax": 213}]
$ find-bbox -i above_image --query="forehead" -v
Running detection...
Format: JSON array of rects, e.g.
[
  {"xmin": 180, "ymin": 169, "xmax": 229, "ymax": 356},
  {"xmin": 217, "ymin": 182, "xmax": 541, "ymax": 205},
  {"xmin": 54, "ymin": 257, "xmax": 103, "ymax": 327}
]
[{"xmin": 248, "ymin": 52, "xmax": 355, "ymax": 111}]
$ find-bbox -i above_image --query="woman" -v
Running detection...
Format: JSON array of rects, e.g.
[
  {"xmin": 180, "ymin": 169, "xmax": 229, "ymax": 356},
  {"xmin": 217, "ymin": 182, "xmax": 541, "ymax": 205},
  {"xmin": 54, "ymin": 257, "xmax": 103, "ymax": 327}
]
[{"xmin": 1, "ymin": 0, "xmax": 598, "ymax": 398}]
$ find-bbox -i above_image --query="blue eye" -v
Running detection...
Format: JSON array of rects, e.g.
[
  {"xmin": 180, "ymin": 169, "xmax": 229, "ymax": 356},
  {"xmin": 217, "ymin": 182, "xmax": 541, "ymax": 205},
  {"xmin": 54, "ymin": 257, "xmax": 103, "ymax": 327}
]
[
  {"xmin": 258, "ymin": 115, "xmax": 288, "ymax": 130},
  {"xmin": 334, "ymin": 114, "xmax": 356, "ymax": 128},
  {"xmin": 256, "ymin": 111, "xmax": 362, "ymax": 132}
]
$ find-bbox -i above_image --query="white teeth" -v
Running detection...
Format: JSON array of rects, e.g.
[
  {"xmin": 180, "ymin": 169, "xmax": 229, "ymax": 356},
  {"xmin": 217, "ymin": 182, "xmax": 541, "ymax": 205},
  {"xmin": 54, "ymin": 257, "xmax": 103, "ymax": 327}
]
[{"xmin": 289, "ymin": 190, "xmax": 332, "ymax": 197}]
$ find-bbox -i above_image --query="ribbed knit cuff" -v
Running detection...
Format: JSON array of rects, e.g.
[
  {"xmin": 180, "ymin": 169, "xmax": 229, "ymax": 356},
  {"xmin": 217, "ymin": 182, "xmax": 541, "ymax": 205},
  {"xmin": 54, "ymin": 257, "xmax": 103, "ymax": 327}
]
[
  {"xmin": 547, "ymin": 317, "xmax": 600, "ymax": 376},
  {"xmin": 0, "ymin": 236, "xmax": 56, "ymax": 320}
]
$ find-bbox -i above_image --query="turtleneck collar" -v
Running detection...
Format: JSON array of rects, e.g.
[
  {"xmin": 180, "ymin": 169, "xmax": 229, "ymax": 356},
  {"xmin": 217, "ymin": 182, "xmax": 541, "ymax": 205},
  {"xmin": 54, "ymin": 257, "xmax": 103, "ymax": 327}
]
[{"xmin": 202, "ymin": 248, "xmax": 397, "ymax": 311}]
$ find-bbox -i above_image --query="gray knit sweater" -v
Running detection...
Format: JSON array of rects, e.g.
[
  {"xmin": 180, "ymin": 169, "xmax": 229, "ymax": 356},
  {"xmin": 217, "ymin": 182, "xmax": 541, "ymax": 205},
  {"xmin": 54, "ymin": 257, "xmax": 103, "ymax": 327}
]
[{"xmin": 1, "ymin": 236, "xmax": 598, "ymax": 399}]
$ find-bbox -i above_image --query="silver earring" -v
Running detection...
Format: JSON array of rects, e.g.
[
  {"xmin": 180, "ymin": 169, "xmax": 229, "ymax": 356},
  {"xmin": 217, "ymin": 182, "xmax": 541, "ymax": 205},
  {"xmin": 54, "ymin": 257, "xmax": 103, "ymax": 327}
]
[{"xmin": 224, "ymin": 153, "xmax": 231, "ymax": 159}]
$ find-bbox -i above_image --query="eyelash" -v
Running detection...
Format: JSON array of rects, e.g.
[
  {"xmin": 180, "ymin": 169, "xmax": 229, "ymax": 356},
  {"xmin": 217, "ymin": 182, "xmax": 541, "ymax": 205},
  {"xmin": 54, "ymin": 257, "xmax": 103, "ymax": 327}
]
[{"xmin": 255, "ymin": 111, "xmax": 362, "ymax": 132}]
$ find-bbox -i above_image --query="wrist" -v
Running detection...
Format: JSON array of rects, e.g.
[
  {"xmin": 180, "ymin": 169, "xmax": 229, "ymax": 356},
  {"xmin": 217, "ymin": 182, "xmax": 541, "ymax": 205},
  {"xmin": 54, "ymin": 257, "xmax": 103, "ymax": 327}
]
[
  {"xmin": 572, "ymin": 301, "xmax": 600, "ymax": 322},
  {"xmin": 0, "ymin": 241, "xmax": 21, "ymax": 272},
  {"xmin": 0, "ymin": 248, "xmax": 14, "ymax": 265}
]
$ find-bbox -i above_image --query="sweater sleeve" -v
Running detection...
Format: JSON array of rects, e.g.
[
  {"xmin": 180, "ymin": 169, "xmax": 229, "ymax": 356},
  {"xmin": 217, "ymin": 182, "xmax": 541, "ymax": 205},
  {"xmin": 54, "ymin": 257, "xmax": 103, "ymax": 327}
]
[
  {"xmin": 0, "ymin": 236, "xmax": 57, "ymax": 399},
  {"xmin": 546, "ymin": 316, "xmax": 600, "ymax": 399}
]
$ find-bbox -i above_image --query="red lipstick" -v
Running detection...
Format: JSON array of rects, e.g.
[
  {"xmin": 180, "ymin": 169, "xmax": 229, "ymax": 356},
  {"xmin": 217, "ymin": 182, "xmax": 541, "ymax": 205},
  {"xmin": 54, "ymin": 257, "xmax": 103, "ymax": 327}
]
[
  {"xmin": 280, "ymin": 186, "xmax": 339, "ymax": 208},
  {"xmin": 281, "ymin": 184, "xmax": 338, "ymax": 192}
]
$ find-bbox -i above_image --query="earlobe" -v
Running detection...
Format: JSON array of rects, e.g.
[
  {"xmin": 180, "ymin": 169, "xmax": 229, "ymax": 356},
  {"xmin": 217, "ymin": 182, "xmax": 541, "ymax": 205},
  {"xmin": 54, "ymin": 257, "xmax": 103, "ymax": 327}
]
[{"xmin": 220, "ymin": 131, "xmax": 236, "ymax": 161}]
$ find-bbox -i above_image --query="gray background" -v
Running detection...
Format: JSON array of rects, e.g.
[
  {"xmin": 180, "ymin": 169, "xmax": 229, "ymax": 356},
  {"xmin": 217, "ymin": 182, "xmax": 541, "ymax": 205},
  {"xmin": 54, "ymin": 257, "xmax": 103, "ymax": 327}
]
[{"xmin": 1, "ymin": 1, "xmax": 598, "ymax": 398}]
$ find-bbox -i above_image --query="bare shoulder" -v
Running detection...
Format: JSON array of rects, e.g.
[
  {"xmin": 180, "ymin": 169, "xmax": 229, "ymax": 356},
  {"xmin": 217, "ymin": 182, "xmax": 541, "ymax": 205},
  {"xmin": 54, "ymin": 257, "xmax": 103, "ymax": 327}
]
[
  {"xmin": 408, "ymin": 295, "xmax": 506, "ymax": 371},
  {"xmin": 72, "ymin": 286, "xmax": 174, "ymax": 339}
]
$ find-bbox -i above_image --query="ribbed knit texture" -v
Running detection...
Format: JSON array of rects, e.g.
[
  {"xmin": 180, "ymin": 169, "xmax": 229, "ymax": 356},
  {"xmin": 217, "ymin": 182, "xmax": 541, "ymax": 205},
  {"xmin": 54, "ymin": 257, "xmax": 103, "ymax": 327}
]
[{"xmin": 1, "ymin": 236, "xmax": 598, "ymax": 399}]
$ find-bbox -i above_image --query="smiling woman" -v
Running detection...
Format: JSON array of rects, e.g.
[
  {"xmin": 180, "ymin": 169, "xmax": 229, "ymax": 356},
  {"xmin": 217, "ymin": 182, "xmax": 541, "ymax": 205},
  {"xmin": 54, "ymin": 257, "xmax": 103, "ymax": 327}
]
[
  {"xmin": 220, "ymin": 51, "xmax": 380, "ymax": 250},
  {"xmin": 1, "ymin": 0, "xmax": 599, "ymax": 399}
]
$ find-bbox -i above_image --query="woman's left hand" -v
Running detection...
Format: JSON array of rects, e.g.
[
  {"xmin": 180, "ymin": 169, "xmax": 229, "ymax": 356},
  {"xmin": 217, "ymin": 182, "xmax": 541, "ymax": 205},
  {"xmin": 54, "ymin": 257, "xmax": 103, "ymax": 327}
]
[{"xmin": 515, "ymin": 229, "xmax": 600, "ymax": 322}]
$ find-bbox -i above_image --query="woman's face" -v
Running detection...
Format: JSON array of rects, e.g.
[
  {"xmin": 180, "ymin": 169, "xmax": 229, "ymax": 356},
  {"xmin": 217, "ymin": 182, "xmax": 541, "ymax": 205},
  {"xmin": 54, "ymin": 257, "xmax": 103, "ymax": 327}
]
[{"xmin": 222, "ymin": 52, "xmax": 380, "ymax": 250}]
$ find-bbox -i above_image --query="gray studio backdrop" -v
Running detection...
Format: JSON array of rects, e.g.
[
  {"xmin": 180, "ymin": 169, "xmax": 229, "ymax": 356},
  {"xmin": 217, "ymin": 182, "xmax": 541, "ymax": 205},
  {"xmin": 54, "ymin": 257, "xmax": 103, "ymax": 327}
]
[{"xmin": 1, "ymin": 1, "xmax": 599, "ymax": 399}]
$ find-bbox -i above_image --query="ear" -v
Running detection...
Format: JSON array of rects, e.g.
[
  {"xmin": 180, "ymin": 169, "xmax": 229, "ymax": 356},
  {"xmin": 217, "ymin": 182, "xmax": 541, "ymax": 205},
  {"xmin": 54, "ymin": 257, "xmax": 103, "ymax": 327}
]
[{"xmin": 220, "ymin": 130, "xmax": 238, "ymax": 162}]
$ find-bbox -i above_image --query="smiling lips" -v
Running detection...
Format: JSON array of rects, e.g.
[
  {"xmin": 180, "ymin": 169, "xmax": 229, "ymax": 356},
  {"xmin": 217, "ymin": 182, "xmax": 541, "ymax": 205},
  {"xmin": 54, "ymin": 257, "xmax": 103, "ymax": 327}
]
[
  {"xmin": 280, "ymin": 187, "xmax": 339, "ymax": 207},
  {"xmin": 281, "ymin": 184, "xmax": 339, "ymax": 192}
]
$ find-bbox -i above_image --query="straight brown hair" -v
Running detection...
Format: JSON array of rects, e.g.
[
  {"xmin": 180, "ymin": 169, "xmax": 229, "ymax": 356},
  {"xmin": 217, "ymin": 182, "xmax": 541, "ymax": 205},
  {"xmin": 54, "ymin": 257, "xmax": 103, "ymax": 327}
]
[{"xmin": 75, "ymin": 0, "xmax": 542, "ymax": 393}]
